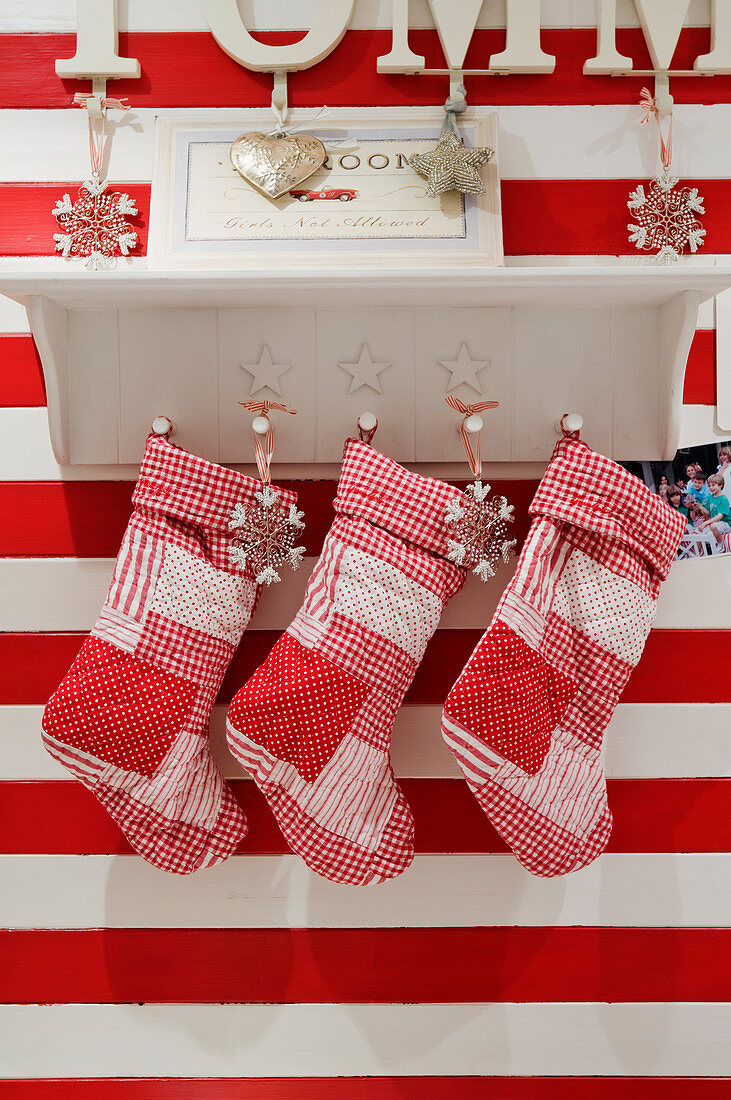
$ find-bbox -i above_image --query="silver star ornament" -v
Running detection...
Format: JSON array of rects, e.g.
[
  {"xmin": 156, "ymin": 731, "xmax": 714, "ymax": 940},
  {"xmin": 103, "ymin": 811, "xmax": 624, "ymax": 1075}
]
[{"xmin": 410, "ymin": 131, "xmax": 494, "ymax": 198}]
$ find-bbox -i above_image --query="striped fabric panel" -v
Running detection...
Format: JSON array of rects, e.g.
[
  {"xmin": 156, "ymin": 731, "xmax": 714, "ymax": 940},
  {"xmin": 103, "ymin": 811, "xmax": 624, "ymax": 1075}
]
[{"xmin": 105, "ymin": 528, "xmax": 163, "ymax": 622}]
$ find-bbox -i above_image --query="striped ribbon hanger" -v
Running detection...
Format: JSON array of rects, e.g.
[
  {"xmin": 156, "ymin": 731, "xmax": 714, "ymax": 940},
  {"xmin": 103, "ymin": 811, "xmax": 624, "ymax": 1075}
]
[
  {"xmin": 73, "ymin": 92, "xmax": 130, "ymax": 180},
  {"xmin": 238, "ymin": 400, "xmax": 297, "ymax": 486},
  {"xmin": 640, "ymin": 86, "xmax": 673, "ymax": 171},
  {"xmin": 445, "ymin": 395, "xmax": 499, "ymax": 479}
]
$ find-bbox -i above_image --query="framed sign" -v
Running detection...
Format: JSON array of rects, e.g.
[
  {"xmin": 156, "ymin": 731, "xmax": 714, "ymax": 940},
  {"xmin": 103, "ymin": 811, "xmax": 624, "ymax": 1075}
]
[{"xmin": 148, "ymin": 108, "xmax": 503, "ymax": 268}]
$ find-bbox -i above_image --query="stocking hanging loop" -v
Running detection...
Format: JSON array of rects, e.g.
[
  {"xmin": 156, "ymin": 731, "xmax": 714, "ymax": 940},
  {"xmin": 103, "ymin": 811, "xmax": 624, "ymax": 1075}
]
[
  {"xmin": 238, "ymin": 399, "xmax": 296, "ymax": 486},
  {"xmin": 445, "ymin": 394, "xmax": 499, "ymax": 480}
]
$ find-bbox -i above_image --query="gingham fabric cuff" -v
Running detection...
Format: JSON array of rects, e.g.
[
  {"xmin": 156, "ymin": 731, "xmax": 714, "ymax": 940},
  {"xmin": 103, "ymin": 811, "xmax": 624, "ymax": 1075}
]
[
  {"xmin": 333, "ymin": 439, "xmax": 465, "ymax": 561},
  {"xmin": 133, "ymin": 436, "xmax": 297, "ymax": 533},
  {"xmin": 530, "ymin": 437, "xmax": 686, "ymax": 579}
]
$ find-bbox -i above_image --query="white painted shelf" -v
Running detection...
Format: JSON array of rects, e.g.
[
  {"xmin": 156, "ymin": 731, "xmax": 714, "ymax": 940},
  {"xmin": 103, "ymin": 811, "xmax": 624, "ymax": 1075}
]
[{"xmin": 1, "ymin": 266, "xmax": 729, "ymax": 466}]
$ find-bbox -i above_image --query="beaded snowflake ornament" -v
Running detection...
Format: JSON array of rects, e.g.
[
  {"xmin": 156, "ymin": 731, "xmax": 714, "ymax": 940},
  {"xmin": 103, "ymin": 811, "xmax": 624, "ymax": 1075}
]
[{"xmin": 229, "ymin": 486, "xmax": 305, "ymax": 586}]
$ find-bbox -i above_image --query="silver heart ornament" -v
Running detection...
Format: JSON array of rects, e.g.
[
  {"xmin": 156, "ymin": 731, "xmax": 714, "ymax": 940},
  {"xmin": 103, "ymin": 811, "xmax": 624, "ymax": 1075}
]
[{"xmin": 230, "ymin": 131, "xmax": 327, "ymax": 201}]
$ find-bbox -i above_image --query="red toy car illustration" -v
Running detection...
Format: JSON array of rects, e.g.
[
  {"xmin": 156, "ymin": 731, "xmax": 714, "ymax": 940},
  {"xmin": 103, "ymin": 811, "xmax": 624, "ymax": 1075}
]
[{"xmin": 289, "ymin": 188, "xmax": 359, "ymax": 202}]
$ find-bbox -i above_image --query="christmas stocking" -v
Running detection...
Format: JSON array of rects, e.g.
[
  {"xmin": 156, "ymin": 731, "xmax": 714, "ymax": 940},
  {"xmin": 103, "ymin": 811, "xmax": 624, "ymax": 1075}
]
[
  {"xmin": 42, "ymin": 435, "xmax": 298, "ymax": 874},
  {"xmin": 441, "ymin": 432, "xmax": 685, "ymax": 877},
  {"xmin": 226, "ymin": 440, "xmax": 466, "ymax": 885}
]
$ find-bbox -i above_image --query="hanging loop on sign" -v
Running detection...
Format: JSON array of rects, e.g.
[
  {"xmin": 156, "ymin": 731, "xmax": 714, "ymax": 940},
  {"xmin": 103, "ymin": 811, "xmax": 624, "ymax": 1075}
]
[
  {"xmin": 238, "ymin": 399, "xmax": 297, "ymax": 485},
  {"xmin": 445, "ymin": 394, "xmax": 499, "ymax": 480},
  {"xmin": 270, "ymin": 70, "xmax": 289, "ymax": 133},
  {"xmin": 357, "ymin": 411, "xmax": 378, "ymax": 445},
  {"xmin": 557, "ymin": 412, "xmax": 583, "ymax": 439},
  {"xmin": 442, "ymin": 79, "xmax": 467, "ymax": 138}
]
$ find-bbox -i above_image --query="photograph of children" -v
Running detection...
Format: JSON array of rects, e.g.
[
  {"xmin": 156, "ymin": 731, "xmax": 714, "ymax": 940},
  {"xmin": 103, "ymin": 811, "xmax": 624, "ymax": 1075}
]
[{"xmin": 622, "ymin": 441, "xmax": 731, "ymax": 561}]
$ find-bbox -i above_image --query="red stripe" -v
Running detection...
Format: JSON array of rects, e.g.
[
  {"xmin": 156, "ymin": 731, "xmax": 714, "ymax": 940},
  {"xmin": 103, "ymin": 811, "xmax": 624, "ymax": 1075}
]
[
  {"xmin": 683, "ymin": 329, "xmax": 716, "ymax": 405},
  {"xmin": 1, "ymin": 927, "xmax": 730, "ymax": 1004},
  {"xmin": 0, "ymin": 335, "xmax": 45, "ymax": 407},
  {"xmin": 1, "ymin": 778, "xmax": 727, "ymax": 855},
  {"xmin": 0, "ymin": 479, "xmax": 535, "ymax": 557},
  {"xmin": 0, "ymin": 1081, "xmax": 727, "ymax": 1100},
  {"xmin": 1, "ymin": 330, "xmax": 714, "ymax": 411},
  {"xmin": 0, "ymin": 181, "xmax": 150, "ymax": 258},
  {"xmin": 0, "ymin": 28, "xmax": 727, "ymax": 109},
  {"xmin": 0, "ymin": 628, "xmax": 725, "ymax": 705},
  {"xmin": 3, "ymin": 179, "xmax": 730, "ymax": 257}
]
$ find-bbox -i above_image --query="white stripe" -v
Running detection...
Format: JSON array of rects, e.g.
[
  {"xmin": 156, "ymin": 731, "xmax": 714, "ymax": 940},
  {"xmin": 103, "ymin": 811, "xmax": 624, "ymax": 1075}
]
[
  {"xmin": 0, "ymin": 408, "xmax": 553, "ymax": 481},
  {"xmin": 4, "ymin": 702, "xmax": 731, "ymax": 780},
  {"xmin": 1, "ymin": 1001, "xmax": 730, "ymax": 1078},
  {"xmin": 0, "ymin": 0, "xmax": 715, "ymax": 33},
  {"xmin": 5, "ymin": 105, "xmax": 731, "ymax": 182},
  {"xmin": 3, "ymin": 545, "xmax": 730, "ymax": 630},
  {"xmin": 0, "ymin": 555, "xmax": 504, "ymax": 630},
  {"xmin": 2, "ymin": 853, "xmax": 730, "ymax": 928}
]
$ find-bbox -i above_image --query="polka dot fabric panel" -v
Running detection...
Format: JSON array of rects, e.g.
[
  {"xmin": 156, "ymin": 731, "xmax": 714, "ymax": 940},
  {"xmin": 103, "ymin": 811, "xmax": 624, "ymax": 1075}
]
[
  {"xmin": 228, "ymin": 634, "xmax": 370, "ymax": 784},
  {"xmin": 445, "ymin": 621, "xmax": 578, "ymax": 774},
  {"xmin": 442, "ymin": 435, "xmax": 685, "ymax": 879},
  {"xmin": 41, "ymin": 436, "xmax": 295, "ymax": 874},
  {"xmin": 551, "ymin": 549, "xmax": 656, "ymax": 665},
  {"xmin": 334, "ymin": 547, "xmax": 443, "ymax": 660},
  {"xmin": 151, "ymin": 543, "xmax": 257, "ymax": 646},
  {"xmin": 42, "ymin": 636, "xmax": 195, "ymax": 776}
]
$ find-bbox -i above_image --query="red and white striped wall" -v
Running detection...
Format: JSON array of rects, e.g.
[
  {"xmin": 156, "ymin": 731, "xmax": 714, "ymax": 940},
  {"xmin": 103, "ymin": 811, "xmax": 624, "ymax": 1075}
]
[{"xmin": 1, "ymin": 0, "xmax": 731, "ymax": 1094}]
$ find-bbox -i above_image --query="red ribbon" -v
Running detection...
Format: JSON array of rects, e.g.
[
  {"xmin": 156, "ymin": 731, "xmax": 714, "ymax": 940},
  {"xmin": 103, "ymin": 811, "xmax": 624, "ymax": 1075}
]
[
  {"xmin": 238, "ymin": 400, "xmax": 297, "ymax": 485},
  {"xmin": 639, "ymin": 87, "xmax": 673, "ymax": 170},
  {"xmin": 73, "ymin": 93, "xmax": 130, "ymax": 178},
  {"xmin": 445, "ymin": 395, "xmax": 499, "ymax": 479}
]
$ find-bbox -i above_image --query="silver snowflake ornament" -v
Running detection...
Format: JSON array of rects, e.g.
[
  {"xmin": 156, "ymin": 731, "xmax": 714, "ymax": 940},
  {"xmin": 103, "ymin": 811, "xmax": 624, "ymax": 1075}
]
[
  {"xmin": 627, "ymin": 168, "xmax": 706, "ymax": 265},
  {"xmin": 445, "ymin": 479, "xmax": 517, "ymax": 582},
  {"xmin": 229, "ymin": 487, "xmax": 306, "ymax": 586},
  {"xmin": 53, "ymin": 175, "xmax": 138, "ymax": 270}
]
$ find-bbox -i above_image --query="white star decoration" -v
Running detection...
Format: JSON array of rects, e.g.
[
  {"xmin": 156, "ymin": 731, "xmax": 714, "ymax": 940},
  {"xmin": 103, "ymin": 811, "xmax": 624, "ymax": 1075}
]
[
  {"xmin": 438, "ymin": 344, "xmax": 489, "ymax": 393},
  {"xmin": 338, "ymin": 344, "xmax": 392, "ymax": 394},
  {"xmin": 241, "ymin": 345, "xmax": 291, "ymax": 396}
]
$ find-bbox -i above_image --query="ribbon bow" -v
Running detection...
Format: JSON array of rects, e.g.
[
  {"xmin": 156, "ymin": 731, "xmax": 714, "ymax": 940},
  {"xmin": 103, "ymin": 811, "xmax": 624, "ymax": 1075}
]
[
  {"xmin": 445, "ymin": 395, "xmax": 499, "ymax": 479},
  {"xmin": 73, "ymin": 93, "xmax": 131, "ymax": 179},
  {"xmin": 639, "ymin": 87, "xmax": 672, "ymax": 170},
  {"xmin": 238, "ymin": 400, "xmax": 297, "ymax": 485}
]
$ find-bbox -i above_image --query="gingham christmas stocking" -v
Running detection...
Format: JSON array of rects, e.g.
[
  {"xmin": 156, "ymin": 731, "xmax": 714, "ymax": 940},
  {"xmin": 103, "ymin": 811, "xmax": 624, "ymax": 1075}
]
[
  {"xmin": 441, "ymin": 433, "xmax": 685, "ymax": 877},
  {"xmin": 226, "ymin": 439, "xmax": 465, "ymax": 885},
  {"xmin": 42, "ymin": 435, "xmax": 297, "ymax": 875}
]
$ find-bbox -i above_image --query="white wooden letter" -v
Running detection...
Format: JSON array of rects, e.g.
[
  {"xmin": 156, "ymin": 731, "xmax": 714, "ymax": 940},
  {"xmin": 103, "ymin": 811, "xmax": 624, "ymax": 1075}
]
[
  {"xmin": 584, "ymin": 0, "xmax": 731, "ymax": 74},
  {"xmin": 488, "ymin": 0, "xmax": 556, "ymax": 72},
  {"xmin": 583, "ymin": 0, "xmax": 633, "ymax": 73},
  {"xmin": 378, "ymin": 0, "xmax": 554, "ymax": 74},
  {"xmin": 377, "ymin": 0, "xmax": 426, "ymax": 72},
  {"xmin": 55, "ymin": 0, "xmax": 139, "ymax": 80},
  {"xmin": 202, "ymin": 0, "xmax": 355, "ymax": 72},
  {"xmin": 696, "ymin": 0, "xmax": 731, "ymax": 73}
]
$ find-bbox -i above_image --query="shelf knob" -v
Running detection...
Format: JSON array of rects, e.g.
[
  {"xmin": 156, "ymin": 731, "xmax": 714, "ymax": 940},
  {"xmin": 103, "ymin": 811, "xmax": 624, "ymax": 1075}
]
[
  {"xmin": 557, "ymin": 413, "xmax": 583, "ymax": 435},
  {"xmin": 252, "ymin": 415, "xmax": 270, "ymax": 436},
  {"xmin": 464, "ymin": 413, "xmax": 484, "ymax": 435},
  {"xmin": 151, "ymin": 416, "xmax": 174, "ymax": 437},
  {"xmin": 357, "ymin": 412, "xmax": 378, "ymax": 433}
]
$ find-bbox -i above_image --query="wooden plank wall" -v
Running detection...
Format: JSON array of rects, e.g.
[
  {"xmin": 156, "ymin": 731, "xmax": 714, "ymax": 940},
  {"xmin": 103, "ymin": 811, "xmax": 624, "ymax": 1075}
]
[{"xmin": 0, "ymin": 0, "xmax": 729, "ymax": 1093}]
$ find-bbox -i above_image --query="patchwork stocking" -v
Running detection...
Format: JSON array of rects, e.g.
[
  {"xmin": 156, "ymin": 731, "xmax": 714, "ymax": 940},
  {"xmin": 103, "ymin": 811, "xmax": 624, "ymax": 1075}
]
[
  {"xmin": 226, "ymin": 440, "xmax": 465, "ymax": 885},
  {"xmin": 42, "ymin": 435, "xmax": 296, "ymax": 874},
  {"xmin": 441, "ymin": 434, "xmax": 685, "ymax": 877}
]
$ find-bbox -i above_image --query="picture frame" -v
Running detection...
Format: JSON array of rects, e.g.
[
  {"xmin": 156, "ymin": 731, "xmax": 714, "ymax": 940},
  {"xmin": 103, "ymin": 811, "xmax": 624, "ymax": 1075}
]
[{"xmin": 147, "ymin": 107, "xmax": 503, "ymax": 269}]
